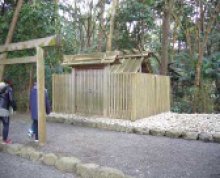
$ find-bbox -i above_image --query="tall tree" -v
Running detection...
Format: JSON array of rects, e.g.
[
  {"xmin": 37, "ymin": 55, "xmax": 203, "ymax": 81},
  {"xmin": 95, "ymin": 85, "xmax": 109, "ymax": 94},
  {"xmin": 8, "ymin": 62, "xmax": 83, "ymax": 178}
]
[
  {"xmin": 160, "ymin": 0, "xmax": 172, "ymax": 75},
  {"xmin": 0, "ymin": 0, "xmax": 23, "ymax": 81},
  {"xmin": 97, "ymin": 0, "xmax": 105, "ymax": 51},
  {"xmin": 195, "ymin": 1, "xmax": 220, "ymax": 87},
  {"xmin": 106, "ymin": 0, "xmax": 119, "ymax": 51}
]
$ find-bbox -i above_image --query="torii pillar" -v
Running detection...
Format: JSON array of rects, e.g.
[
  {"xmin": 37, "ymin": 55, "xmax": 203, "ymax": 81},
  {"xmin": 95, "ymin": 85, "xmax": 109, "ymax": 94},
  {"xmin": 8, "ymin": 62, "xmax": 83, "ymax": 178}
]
[{"xmin": 0, "ymin": 36, "xmax": 59, "ymax": 145}]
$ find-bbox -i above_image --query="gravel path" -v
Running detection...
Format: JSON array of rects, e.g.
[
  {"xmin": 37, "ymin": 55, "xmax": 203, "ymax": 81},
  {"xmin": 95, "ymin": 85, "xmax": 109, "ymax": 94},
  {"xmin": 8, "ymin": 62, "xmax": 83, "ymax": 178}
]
[
  {"xmin": 0, "ymin": 152, "xmax": 77, "ymax": 178},
  {"xmin": 5, "ymin": 113, "xmax": 220, "ymax": 178}
]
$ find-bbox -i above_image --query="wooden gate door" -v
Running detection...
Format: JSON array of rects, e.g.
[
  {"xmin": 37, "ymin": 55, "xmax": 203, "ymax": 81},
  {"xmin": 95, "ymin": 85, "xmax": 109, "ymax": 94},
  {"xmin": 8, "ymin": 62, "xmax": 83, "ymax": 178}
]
[{"xmin": 75, "ymin": 69, "xmax": 104, "ymax": 115}]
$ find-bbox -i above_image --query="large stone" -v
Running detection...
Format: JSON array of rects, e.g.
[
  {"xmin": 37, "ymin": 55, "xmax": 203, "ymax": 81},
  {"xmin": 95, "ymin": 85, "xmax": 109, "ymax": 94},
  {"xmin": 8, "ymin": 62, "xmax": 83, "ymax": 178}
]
[
  {"xmin": 113, "ymin": 123, "xmax": 122, "ymax": 132},
  {"xmin": 213, "ymin": 133, "xmax": 220, "ymax": 143},
  {"xmin": 165, "ymin": 130, "xmax": 182, "ymax": 138},
  {"xmin": 125, "ymin": 125, "xmax": 134, "ymax": 133},
  {"xmin": 106, "ymin": 124, "xmax": 116, "ymax": 131},
  {"xmin": 149, "ymin": 128, "xmax": 165, "ymax": 136},
  {"xmin": 64, "ymin": 119, "xmax": 73, "ymax": 125},
  {"xmin": 55, "ymin": 156, "xmax": 81, "ymax": 172},
  {"xmin": 6, "ymin": 144, "xmax": 23, "ymax": 155},
  {"xmin": 42, "ymin": 153, "xmax": 58, "ymax": 166},
  {"xmin": 97, "ymin": 167, "xmax": 125, "ymax": 178},
  {"xmin": 0, "ymin": 143, "xmax": 4, "ymax": 152},
  {"xmin": 0, "ymin": 143, "xmax": 7, "ymax": 152},
  {"xmin": 30, "ymin": 151, "xmax": 43, "ymax": 161},
  {"xmin": 182, "ymin": 132, "xmax": 198, "ymax": 140},
  {"xmin": 51, "ymin": 117, "xmax": 65, "ymax": 123},
  {"xmin": 20, "ymin": 147, "xmax": 35, "ymax": 159},
  {"xmin": 199, "ymin": 132, "xmax": 213, "ymax": 142},
  {"xmin": 76, "ymin": 163, "xmax": 99, "ymax": 178},
  {"xmin": 134, "ymin": 127, "xmax": 149, "ymax": 135}
]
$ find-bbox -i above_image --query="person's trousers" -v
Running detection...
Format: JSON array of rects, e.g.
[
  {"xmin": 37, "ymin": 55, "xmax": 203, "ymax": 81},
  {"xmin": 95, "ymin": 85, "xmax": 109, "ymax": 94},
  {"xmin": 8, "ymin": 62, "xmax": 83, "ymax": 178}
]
[
  {"xmin": 32, "ymin": 120, "xmax": 38, "ymax": 140},
  {"xmin": 0, "ymin": 116, "xmax": 10, "ymax": 141}
]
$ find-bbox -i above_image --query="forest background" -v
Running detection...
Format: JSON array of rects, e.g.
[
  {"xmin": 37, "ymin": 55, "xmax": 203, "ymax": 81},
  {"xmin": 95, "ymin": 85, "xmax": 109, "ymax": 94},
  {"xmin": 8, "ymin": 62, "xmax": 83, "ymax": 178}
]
[{"xmin": 0, "ymin": 0, "xmax": 219, "ymax": 113}]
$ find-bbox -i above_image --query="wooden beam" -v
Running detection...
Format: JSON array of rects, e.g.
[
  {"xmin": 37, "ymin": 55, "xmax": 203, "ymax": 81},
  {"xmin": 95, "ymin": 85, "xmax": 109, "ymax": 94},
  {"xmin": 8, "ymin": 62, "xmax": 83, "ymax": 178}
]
[
  {"xmin": 37, "ymin": 47, "xmax": 46, "ymax": 145},
  {"xmin": 0, "ymin": 56, "xmax": 36, "ymax": 65},
  {"xmin": 118, "ymin": 53, "xmax": 149, "ymax": 59},
  {"xmin": 0, "ymin": 35, "xmax": 59, "ymax": 53},
  {"xmin": 62, "ymin": 60, "xmax": 103, "ymax": 66}
]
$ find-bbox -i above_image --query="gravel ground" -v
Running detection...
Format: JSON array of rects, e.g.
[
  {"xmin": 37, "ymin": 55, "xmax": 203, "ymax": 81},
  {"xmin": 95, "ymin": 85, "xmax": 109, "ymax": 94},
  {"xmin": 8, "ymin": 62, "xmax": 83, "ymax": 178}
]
[
  {"xmin": 50, "ymin": 112, "xmax": 220, "ymax": 134},
  {"xmin": 4, "ymin": 113, "xmax": 220, "ymax": 178},
  {"xmin": 0, "ymin": 152, "xmax": 77, "ymax": 178}
]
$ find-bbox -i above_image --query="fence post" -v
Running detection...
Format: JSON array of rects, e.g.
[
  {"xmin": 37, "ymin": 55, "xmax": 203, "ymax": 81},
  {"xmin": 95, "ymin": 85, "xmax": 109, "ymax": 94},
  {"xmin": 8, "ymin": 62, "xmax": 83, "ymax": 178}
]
[
  {"xmin": 52, "ymin": 74, "xmax": 55, "ymax": 112},
  {"xmin": 103, "ymin": 66, "xmax": 109, "ymax": 117},
  {"xmin": 131, "ymin": 73, "xmax": 137, "ymax": 121},
  {"xmin": 72, "ymin": 68, "xmax": 76, "ymax": 113},
  {"xmin": 36, "ymin": 47, "xmax": 46, "ymax": 145}
]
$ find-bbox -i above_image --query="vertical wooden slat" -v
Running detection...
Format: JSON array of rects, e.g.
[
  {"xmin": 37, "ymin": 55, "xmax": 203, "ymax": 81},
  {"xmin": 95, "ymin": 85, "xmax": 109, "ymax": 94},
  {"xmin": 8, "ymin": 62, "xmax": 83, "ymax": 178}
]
[
  {"xmin": 103, "ymin": 66, "xmax": 108, "ymax": 116},
  {"xmin": 131, "ymin": 73, "xmax": 136, "ymax": 121},
  {"xmin": 72, "ymin": 69, "xmax": 75, "ymax": 113},
  {"xmin": 52, "ymin": 74, "xmax": 54, "ymax": 112},
  {"xmin": 52, "ymin": 71, "xmax": 170, "ymax": 121}
]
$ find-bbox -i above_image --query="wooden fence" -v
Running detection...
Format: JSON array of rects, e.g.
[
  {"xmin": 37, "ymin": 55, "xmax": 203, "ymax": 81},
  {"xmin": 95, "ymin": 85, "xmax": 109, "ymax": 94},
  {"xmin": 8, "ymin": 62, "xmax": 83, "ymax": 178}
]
[
  {"xmin": 52, "ymin": 72, "xmax": 170, "ymax": 121},
  {"xmin": 52, "ymin": 74, "xmax": 75, "ymax": 114}
]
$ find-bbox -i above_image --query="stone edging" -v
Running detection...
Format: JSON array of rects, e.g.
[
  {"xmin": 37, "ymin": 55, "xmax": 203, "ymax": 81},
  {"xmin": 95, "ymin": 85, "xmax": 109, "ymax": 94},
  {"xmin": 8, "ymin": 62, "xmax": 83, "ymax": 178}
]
[
  {"xmin": 47, "ymin": 115, "xmax": 220, "ymax": 143},
  {"xmin": 0, "ymin": 143, "xmax": 133, "ymax": 178}
]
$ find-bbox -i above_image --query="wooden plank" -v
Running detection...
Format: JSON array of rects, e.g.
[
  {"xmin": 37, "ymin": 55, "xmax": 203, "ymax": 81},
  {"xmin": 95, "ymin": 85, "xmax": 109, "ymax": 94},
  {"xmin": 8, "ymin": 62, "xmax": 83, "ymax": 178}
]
[
  {"xmin": 131, "ymin": 73, "xmax": 137, "ymax": 121},
  {"xmin": 52, "ymin": 75, "xmax": 55, "ymax": 112},
  {"xmin": 103, "ymin": 66, "xmax": 109, "ymax": 116},
  {"xmin": 62, "ymin": 60, "xmax": 104, "ymax": 66},
  {"xmin": 72, "ymin": 68, "xmax": 76, "ymax": 113},
  {"xmin": 118, "ymin": 53, "xmax": 149, "ymax": 59},
  {"xmin": 36, "ymin": 47, "xmax": 46, "ymax": 145},
  {"xmin": 0, "ymin": 56, "xmax": 36, "ymax": 65},
  {"xmin": 0, "ymin": 35, "xmax": 59, "ymax": 53}
]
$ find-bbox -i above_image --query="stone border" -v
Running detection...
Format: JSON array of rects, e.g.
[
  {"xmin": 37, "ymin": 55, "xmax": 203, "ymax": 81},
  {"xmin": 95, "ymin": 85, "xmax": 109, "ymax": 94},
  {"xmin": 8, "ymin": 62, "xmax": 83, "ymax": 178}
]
[
  {"xmin": 0, "ymin": 143, "xmax": 133, "ymax": 178},
  {"xmin": 47, "ymin": 114, "xmax": 220, "ymax": 143}
]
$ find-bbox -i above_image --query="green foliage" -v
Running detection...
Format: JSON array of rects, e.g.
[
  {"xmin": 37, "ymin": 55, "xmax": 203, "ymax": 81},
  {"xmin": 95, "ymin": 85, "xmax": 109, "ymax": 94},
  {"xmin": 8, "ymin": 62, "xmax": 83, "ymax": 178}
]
[
  {"xmin": 116, "ymin": 0, "xmax": 154, "ymax": 50},
  {"xmin": 0, "ymin": 1, "xmax": 64, "ymax": 111},
  {"xmin": 170, "ymin": 51, "xmax": 219, "ymax": 113}
]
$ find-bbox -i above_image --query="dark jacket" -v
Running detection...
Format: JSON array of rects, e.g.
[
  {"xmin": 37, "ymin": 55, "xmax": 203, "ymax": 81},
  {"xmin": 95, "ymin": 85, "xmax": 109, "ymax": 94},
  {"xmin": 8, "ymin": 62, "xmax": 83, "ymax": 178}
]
[
  {"xmin": 29, "ymin": 83, "xmax": 51, "ymax": 120},
  {"xmin": 0, "ymin": 83, "xmax": 16, "ymax": 111}
]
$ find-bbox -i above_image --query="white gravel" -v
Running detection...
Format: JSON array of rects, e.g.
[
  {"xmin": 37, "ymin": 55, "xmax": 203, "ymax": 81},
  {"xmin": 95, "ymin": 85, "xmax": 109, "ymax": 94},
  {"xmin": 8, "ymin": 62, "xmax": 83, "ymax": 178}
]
[{"xmin": 49, "ymin": 112, "xmax": 220, "ymax": 135}]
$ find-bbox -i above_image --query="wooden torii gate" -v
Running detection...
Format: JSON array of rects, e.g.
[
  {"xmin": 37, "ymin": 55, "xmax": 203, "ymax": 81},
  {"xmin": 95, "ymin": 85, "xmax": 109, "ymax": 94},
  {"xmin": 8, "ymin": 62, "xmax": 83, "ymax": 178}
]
[{"xmin": 0, "ymin": 35, "xmax": 59, "ymax": 145}]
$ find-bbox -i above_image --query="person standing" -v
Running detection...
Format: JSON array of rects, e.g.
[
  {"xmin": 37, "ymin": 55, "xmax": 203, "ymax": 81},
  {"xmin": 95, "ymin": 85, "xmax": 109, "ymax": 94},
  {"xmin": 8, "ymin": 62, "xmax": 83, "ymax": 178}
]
[
  {"xmin": 29, "ymin": 82, "xmax": 51, "ymax": 142},
  {"xmin": 0, "ymin": 81, "xmax": 16, "ymax": 144}
]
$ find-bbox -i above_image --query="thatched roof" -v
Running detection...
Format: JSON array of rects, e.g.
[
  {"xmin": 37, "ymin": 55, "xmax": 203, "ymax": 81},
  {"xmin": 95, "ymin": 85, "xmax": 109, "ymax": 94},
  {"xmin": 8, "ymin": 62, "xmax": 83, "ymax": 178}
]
[
  {"xmin": 63, "ymin": 51, "xmax": 121, "ymax": 65},
  {"xmin": 63, "ymin": 51, "xmax": 153, "ymax": 73}
]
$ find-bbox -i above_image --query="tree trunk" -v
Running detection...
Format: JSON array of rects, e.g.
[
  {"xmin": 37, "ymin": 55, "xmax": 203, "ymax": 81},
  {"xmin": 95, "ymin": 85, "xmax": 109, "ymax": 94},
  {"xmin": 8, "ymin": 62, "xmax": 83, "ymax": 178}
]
[
  {"xmin": 160, "ymin": 0, "xmax": 171, "ymax": 75},
  {"xmin": 194, "ymin": 1, "xmax": 220, "ymax": 87},
  {"xmin": 0, "ymin": 0, "xmax": 23, "ymax": 81},
  {"xmin": 193, "ymin": 1, "xmax": 220, "ymax": 112},
  {"xmin": 97, "ymin": 0, "xmax": 105, "ymax": 51},
  {"xmin": 106, "ymin": 0, "xmax": 119, "ymax": 51},
  {"xmin": 195, "ymin": 42, "xmax": 204, "ymax": 86}
]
